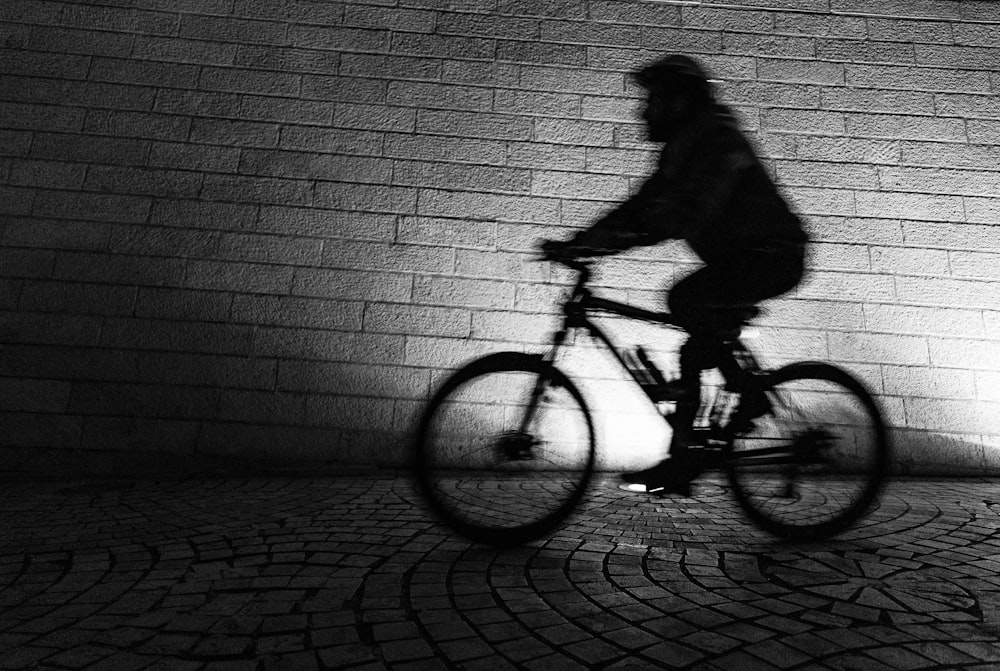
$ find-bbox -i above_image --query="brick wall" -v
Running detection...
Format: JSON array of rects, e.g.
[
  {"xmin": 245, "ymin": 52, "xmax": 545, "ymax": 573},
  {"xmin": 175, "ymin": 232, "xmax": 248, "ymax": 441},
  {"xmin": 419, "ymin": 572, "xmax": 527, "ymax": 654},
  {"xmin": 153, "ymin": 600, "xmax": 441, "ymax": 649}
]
[{"xmin": 1, "ymin": 0, "xmax": 998, "ymax": 476}]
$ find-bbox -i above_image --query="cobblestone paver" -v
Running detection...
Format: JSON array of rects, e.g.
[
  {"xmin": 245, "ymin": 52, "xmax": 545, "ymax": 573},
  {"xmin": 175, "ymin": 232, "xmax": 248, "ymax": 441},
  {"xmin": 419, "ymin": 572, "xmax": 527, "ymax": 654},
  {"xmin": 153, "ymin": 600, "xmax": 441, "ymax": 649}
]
[{"xmin": 2, "ymin": 474, "xmax": 999, "ymax": 669}]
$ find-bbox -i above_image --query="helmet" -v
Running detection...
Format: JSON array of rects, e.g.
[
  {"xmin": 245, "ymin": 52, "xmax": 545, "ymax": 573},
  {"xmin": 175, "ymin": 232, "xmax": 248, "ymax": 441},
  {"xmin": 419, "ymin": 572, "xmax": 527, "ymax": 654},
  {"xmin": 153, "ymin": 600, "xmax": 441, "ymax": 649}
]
[{"xmin": 634, "ymin": 54, "xmax": 714, "ymax": 103}]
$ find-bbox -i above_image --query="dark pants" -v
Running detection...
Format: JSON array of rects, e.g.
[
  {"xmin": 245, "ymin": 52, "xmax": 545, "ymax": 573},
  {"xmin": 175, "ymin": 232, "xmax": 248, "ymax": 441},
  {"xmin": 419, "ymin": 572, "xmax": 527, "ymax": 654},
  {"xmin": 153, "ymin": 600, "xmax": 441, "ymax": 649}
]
[{"xmin": 667, "ymin": 246, "xmax": 804, "ymax": 451}]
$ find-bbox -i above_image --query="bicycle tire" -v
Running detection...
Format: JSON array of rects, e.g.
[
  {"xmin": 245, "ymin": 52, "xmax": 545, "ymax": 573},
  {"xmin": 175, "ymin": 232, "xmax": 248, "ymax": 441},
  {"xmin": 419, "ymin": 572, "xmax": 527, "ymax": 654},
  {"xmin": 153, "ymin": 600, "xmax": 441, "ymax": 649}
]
[
  {"xmin": 414, "ymin": 352, "xmax": 595, "ymax": 546},
  {"xmin": 726, "ymin": 362, "xmax": 889, "ymax": 541}
]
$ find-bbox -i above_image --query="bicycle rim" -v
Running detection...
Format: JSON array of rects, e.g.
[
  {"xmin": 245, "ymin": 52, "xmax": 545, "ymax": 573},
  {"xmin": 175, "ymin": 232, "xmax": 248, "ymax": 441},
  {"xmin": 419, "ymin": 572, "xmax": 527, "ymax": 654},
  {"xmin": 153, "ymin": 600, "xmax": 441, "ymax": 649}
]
[
  {"xmin": 416, "ymin": 353, "xmax": 595, "ymax": 546},
  {"xmin": 727, "ymin": 363, "xmax": 889, "ymax": 541}
]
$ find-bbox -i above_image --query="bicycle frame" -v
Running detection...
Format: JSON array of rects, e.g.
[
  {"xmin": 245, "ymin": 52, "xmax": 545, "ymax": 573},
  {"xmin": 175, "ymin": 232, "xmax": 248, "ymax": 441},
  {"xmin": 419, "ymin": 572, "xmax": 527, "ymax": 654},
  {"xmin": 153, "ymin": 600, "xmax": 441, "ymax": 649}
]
[{"xmin": 534, "ymin": 260, "xmax": 765, "ymax": 448}]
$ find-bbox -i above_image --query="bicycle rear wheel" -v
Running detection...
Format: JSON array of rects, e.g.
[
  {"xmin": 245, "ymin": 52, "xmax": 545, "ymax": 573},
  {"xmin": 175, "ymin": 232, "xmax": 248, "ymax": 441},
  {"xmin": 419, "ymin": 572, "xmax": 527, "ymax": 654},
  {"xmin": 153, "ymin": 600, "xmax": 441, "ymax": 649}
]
[
  {"xmin": 726, "ymin": 362, "xmax": 889, "ymax": 541},
  {"xmin": 414, "ymin": 352, "xmax": 595, "ymax": 546}
]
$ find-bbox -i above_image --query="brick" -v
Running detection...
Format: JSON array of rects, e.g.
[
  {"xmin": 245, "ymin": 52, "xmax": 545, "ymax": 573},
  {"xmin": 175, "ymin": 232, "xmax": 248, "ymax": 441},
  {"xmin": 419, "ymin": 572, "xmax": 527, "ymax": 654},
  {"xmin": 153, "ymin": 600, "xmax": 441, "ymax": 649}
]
[
  {"xmin": 314, "ymin": 183, "xmax": 417, "ymax": 215},
  {"xmin": 855, "ymin": 191, "xmax": 964, "ymax": 222},
  {"xmin": 232, "ymin": 295, "xmax": 363, "ymax": 331},
  {"xmin": 133, "ymin": 35, "xmax": 237, "ymax": 66},
  {"xmin": 0, "ymin": 130, "xmax": 32, "ymax": 157},
  {"xmin": 340, "ymin": 53, "xmax": 441, "ymax": 81},
  {"xmin": 865, "ymin": 303, "xmax": 984, "ymax": 339},
  {"xmin": 237, "ymin": 45, "xmax": 341, "ymax": 76},
  {"xmin": 240, "ymin": 149, "xmax": 391, "ymax": 184},
  {"xmin": 0, "ymin": 74, "xmax": 156, "ymax": 111},
  {"xmin": 288, "ymin": 25, "xmax": 390, "ymax": 53},
  {"xmin": 727, "ymin": 34, "xmax": 813, "ymax": 61},
  {"xmin": 0, "ymin": 102, "xmax": 84, "ymax": 133},
  {"xmin": 900, "ymin": 140, "xmax": 1000, "ymax": 170},
  {"xmin": 438, "ymin": 11, "xmax": 537, "ymax": 40},
  {"xmin": 493, "ymin": 88, "xmax": 580, "ymax": 117},
  {"xmin": 242, "ymin": 96, "xmax": 335, "ymax": 125},
  {"xmin": 817, "ymin": 39, "xmax": 916, "ymax": 65},
  {"xmin": 916, "ymin": 44, "xmax": 1000, "ymax": 70},
  {"xmin": 772, "ymin": 12, "xmax": 867, "ymax": 38},
  {"xmin": 85, "ymin": 110, "xmax": 190, "ymax": 142},
  {"xmin": 930, "ymin": 337, "xmax": 1000, "ymax": 371},
  {"xmin": 966, "ymin": 196, "xmax": 1000, "ymax": 225},
  {"xmin": 9, "ymin": 159, "xmax": 86, "ymax": 190},
  {"xmin": 403, "ymin": 335, "xmax": 505, "ymax": 370},
  {"xmin": 497, "ymin": 39, "xmax": 586, "ymax": 66},
  {"xmin": 154, "ymin": 89, "xmax": 242, "ymax": 118},
  {"xmin": 278, "ymin": 361, "xmax": 428, "ymax": 399},
  {"xmin": 149, "ymin": 142, "xmax": 240, "ymax": 172},
  {"xmin": 397, "ymin": 217, "xmax": 496, "ymax": 250},
  {"xmin": 955, "ymin": 22, "xmax": 1000, "ymax": 48},
  {"xmin": 882, "ymin": 365, "xmax": 976, "ymax": 400},
  {"xmin": 281, "ymin": 127, "xmax": 382, "ymax": 157},
  {"xmin": 848, "ymin": 64, "xmax": 991, "ymax": 94},
  {"xmin": 0, "ymin": 48, "xmax": 90, "ymax": 79},
  {"xmin": 880, "ymin": 166, "xmax": 999, "ymax": 197},
  {"xmin": 0, "ymin": 378, "xmax": 72, "ymax": 413},
  {"xmin": 217, "ymin": 232, "xmax": 322, "ymax": 266},
  {"xmin": 796, "ymin": 271, "xmax": 895, "ymax": 303},
  {"xmin": 84, "ymin": 166, "xmax": 203, "ymax": 198},
  {"xmin": 794, "ymin": 136, "xmax": 900, "ymax": 164},
  {"xmin": 538, "ymin": 118, "xmax": 618, "ymax": 147},
  {"xmin": 185, "ymin": 260, "xmax": 293, "ymax": 295},
  {"xmin": 80, "ymin": 416, "xmax": 200, "ymax": 454},
  {"xmin": 869, "ymin": 246, "xmax": 949, "ymax": 277},
  {"xmin": 321, "ymin": 240, "xmax": 453, "ymax": 275},
  {"xmin": 976, "ymin": 371, "xmax": 1000, "ymax": 403},
  {"xmin": 345, "ymin": 6, "xmax": 436, "ymax": 32},
  {"xmin": 509, "ymin": 143, "xmax": 588, "ymax": 171},
  {"xmin": 151, "ymin": 200, "xmax": 257, "ymax": 232},
  {"xmin": 364, "ymin": 303, "xmax": 470, "ymax": 338},
  {"xmin": 384, "ymin": 134, "xmax": 506, "ymax": 166},
  {"xmin": 783, "ymin": 186, "xmax": 855, "ymax": 217},
  {"xmin": 441, "ymin": 60, "xmax": 520, "ymax": 88},
  {"xmin": 531, "ymin": 170, "xmax": 628, "ymax": 200},
  {"xmin": 418, "ymin": 189, "xmax": 559, "ymax": 224},
  {"xmin": 216, "ymin": 390, "xmax": 305, "ymax": 424},
  {"xmin": 53, "ymin": 251, "xmax": 183, "ymax": 287},
  {"xmin": 0, "ymin": 247, "xmax": 54, "ymax": 280},
  {"xmin": 30, "ymin": 133, "xmax": 150, "ymax": 167},
  {"xmin": 416, "ymin": 109, "xmax": 530, "ymax": 141},
  {"xmin": 520, "ymin": 65, "xmax": 624, "ymax": 96},
  {"xmin": 392, "ymin": 32, "xmax": 496, "ymax": 60},
  {"xmin": 19, "ymin": 281, "xmax": 135, "ymax": 317},
  {"xmin": 896, "ymin": 276, "xmax": 1000, "ymax": 311},
  {"xmin": 256, "ymin": 207, "xmax": 394, "ymax": 242},
  {"xmin": 135, "ymin": 288, "xmax": 232, "ymax": 322},
  {"xmin": 233, "ymin": 0, "xmax": 342, "ymax": 24},
  {"xmin": 762, "ymin": 108, "xmax": 846, "ymax": 134},
  {"xmin": 0, "ymin": 313, "xmax": 101, "ymax": 347},
  {"xmin": 69, "ymin": 382, "xmax": 218, "ymax": 420},
  {"xmin": 949, "ymin": 250, "xmax": 1000, "ymax": 281},
  {"xmin": 305, "ymin": 395, "xmax": 395, "ymax": 430},
  {"xmin": 191, "ymin": 118, "xmax": 279, "ymax": 148},
  {"xmin": 823, "ymin": 86, "xmax": 936, "ymax": 115},
  {"xmin": 455, "ymin": 250, "xmax": 548, "ymax": 283},
  {"xmin": 806, "ymin": 241, "xmax": 871, "ymax": 272},
  {"xmin": 0, "ymin": 279, "xmax": 19, "ymax": 310},
  {"xmin": 90, "ymin": 57, "xmax": 200, "ymax": 89},
  {"xmin": 589, "ymin": 0, "xmax": 680, "ymax": 26},
  {"xmin": 0, "ymin": 412, "xmax": 82, "ymax": 449},
  {"xmin": 902, "ymin": 220, "xmax": 1000, "ymax": 253},
  {"xmin": 108, "ymin": 226, "xmax": 218, "ymax": 259},
  {"xmin": 199, "ymin": 66, "xmax": 301, "ymax": 97},
  {"xmin": 774, "ymin": 161, "xmax": 877, "ymax": 191},
  {"xmin": 902, "ymin": 397, "xmax": 997, "ymax": 435},
  {"xmin": 394, "ymin": 160, "xmax": 531, "ymax": 194},
  {"xmin": 765, "ymin": 298, "xmax": 866, "ymax": 331},
  {"xmin": 412, "ymin": 276, "xmax": 515, "ymax": 310},
  {"xmin": 1, "ymin": 345, "xmax": 137, "ymax": 383},
  {"xmin": 292, "ymin": 268, "xmax": 412, "ymax": 303},
  {"xmin": 200, "ymin": 175, "xmax": 313, "ymax": 207},
  {"xmin": 179, "ymin": 14, "xmax": 285, "ymax": 45},
  {"xmin": 968, "ymin": 119, "xmax": 1000, "ymax": 144},
  {"xmin": 138, "ymin": 351, "xmax": 274, "ymax": 390},
  {"xmin": 845, "ymin": 113, "xmax": 966, "ymax": 142},
  {"xmin": 254, "ymin": 328, "xmax": 405, "ymax": 365},
  {"xmin": 100, "ymin": 318, "xmax": 253, "ymax": 356},
  {"xmin": 388, "ymin": 81, "xmax": 493, "ymax": 113},
  {"xmin": 62, "ymin": 3, "xmax": 176, "ymax": 33}
]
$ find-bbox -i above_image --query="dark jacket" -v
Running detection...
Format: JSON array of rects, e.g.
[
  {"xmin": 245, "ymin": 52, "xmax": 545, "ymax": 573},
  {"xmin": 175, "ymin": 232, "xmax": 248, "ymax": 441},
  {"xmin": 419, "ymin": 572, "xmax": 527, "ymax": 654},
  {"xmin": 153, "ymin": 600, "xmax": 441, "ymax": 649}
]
[{"xmin": 570, "ymin": 104, "xmax": 807, "ymax": 265}]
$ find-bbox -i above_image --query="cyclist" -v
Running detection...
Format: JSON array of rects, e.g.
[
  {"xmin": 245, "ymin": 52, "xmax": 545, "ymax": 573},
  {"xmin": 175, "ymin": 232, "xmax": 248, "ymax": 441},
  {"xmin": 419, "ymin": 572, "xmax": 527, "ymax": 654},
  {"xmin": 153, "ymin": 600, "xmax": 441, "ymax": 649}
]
[{"xmin": 541, "ymin": 54, "xmax": 808, "ymax": 495}]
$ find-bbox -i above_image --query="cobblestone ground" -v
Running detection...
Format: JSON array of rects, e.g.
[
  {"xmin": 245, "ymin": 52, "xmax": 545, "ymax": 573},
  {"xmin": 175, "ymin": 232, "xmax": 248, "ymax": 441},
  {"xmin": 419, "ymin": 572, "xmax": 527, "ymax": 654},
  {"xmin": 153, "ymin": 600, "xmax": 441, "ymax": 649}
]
[{"xmin": 2, "ymin": 474, "xmax": 1000, "ymax": 670}]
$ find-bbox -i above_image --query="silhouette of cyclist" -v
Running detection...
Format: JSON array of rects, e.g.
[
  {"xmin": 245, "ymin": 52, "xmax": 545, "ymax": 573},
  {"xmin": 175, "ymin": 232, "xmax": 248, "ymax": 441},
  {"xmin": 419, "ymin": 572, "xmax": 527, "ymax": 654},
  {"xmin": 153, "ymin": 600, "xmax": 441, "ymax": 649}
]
[{"xmin": 541, "ymin": 55, "xmax": 808, "ymax": 495}]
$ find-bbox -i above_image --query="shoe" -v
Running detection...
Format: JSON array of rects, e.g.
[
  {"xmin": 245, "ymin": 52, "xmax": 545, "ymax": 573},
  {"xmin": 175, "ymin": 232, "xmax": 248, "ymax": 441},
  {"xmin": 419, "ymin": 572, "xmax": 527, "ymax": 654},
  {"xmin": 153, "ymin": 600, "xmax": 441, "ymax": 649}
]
[
  {"xmin": 621, "ymin": 459, "xmax": 693, "ymax": 496},
  {"xmin": 648, "ymin": 379, "xmax": 697, "ymax": 403}
]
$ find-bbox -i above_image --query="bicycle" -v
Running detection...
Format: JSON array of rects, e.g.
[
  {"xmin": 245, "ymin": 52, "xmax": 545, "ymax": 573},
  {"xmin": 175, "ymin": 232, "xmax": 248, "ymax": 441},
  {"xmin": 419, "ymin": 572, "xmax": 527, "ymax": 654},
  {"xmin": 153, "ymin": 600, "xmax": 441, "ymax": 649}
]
[{"xmin": 414, "ymin": 256, "xmax": 890, "ymax": 546}]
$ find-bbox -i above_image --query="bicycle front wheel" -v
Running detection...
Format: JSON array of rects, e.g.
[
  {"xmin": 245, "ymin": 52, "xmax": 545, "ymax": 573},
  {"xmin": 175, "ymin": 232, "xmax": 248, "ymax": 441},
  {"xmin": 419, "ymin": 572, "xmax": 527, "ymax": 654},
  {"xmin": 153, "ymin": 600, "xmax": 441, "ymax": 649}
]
[
  {"xmin": 414, "ymin": 352, "xmax": 595, "ymax": 546},
  {"xmin": 726, "ymin": 362, "xmax": 889, "ymax": 541}
]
